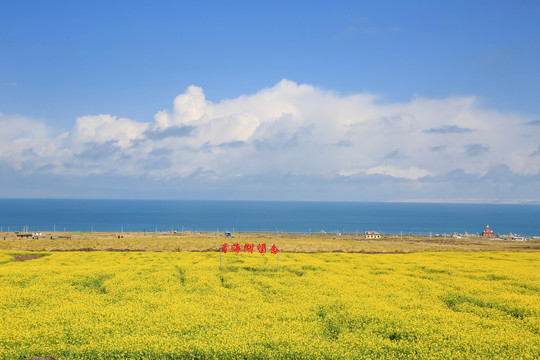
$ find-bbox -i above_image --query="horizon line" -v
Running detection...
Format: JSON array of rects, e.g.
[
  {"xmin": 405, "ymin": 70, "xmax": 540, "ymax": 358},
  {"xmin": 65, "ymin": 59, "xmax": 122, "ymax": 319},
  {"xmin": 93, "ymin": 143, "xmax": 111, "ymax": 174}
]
[{"xmin": 0, "ymin": 197, "xmax": 539, "ymax": 205}]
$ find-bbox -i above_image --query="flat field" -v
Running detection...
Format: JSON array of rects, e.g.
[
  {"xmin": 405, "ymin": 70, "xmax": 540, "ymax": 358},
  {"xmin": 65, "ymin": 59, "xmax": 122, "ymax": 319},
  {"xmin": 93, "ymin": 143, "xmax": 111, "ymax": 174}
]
[
  {"xmin": 1, "ymin": 231, "xmax": 539, "ymax": 253},
  {"xmin": 0, "ymin": 249, "xmax": 539, "ymax": 359}
]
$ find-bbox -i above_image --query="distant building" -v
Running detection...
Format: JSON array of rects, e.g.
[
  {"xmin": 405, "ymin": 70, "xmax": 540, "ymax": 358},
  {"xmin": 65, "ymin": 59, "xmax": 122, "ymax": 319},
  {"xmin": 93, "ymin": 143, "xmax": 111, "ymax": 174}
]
[
  {"xmin": 365, "ymin": 231, "xmax": 381, "ymax": 239},
  {"xmin": 482, "ymin": 225, "xmax": 495, "ymax": 237}
]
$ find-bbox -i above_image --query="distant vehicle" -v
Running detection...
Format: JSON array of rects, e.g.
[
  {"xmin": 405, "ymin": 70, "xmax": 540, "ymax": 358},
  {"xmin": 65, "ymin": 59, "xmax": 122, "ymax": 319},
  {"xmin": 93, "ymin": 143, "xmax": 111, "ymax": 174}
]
[{"xmin": 512, "ymin": 236, "xmax": 528, "ymax": 241}]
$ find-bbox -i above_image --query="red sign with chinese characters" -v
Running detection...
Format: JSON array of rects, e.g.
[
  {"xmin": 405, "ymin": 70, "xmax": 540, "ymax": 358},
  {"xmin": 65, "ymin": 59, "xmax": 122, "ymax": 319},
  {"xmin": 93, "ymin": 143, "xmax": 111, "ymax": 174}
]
[{"xmin": 221, "ymin": 243, "xmax": 279, "ymax": 254}]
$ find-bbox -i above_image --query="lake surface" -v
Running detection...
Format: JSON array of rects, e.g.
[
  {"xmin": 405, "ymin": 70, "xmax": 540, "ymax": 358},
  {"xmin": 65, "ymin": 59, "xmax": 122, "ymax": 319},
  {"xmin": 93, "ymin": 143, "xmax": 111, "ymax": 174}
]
[{"xmin": 0, "ymin": 199, "xmax": 539, "ymax": 236}]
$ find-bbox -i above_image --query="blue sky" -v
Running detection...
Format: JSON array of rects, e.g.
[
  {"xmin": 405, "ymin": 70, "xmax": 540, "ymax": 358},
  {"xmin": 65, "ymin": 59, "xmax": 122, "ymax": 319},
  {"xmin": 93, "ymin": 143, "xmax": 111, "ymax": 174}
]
[{"xmin": 1, "ymin": 0, "xmax": 539, "ymax": 202}]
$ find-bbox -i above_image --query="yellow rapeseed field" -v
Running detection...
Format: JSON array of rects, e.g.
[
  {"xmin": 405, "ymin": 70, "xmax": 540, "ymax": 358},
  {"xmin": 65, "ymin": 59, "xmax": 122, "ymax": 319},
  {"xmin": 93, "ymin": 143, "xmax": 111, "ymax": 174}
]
[{"xmin": 0, "ymin": 250, "xmax": 538, "ymax": 359}]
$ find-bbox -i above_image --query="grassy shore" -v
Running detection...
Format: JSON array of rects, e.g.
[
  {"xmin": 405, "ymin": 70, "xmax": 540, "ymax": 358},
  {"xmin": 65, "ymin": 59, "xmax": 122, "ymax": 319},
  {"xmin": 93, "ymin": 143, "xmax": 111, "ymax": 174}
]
[{"xmin": 1, "ymin": 231, "xmax": 539, "ymax": 253}]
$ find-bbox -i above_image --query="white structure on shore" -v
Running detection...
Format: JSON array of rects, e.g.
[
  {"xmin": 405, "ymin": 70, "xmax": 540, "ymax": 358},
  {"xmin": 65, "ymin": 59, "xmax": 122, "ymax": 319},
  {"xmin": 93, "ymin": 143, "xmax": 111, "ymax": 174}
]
[{"xmin": 365, "ymin": 231, "xmax": 381, "ymax": 239}]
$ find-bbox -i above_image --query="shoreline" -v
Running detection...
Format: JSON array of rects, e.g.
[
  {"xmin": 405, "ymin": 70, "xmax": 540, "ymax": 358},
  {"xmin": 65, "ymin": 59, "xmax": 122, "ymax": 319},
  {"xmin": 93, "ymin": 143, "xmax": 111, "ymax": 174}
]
[{"xmin": 1, "ymin": 231, "xmax": 539, "ymax": 253}]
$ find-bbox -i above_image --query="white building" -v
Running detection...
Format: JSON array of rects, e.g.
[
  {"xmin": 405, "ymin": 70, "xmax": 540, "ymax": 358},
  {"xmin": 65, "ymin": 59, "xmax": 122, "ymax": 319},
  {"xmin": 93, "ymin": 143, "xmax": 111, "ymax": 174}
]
[{"xmin": 365, "ymin": 231, "xmax": 381, "ymax": 239}]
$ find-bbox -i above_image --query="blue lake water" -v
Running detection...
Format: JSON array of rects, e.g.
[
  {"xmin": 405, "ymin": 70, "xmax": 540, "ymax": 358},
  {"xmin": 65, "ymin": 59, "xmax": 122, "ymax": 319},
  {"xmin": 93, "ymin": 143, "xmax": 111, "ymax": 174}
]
[{"xmin": 0, "ymin": 199, "xmax": 539, "ymax": 236}]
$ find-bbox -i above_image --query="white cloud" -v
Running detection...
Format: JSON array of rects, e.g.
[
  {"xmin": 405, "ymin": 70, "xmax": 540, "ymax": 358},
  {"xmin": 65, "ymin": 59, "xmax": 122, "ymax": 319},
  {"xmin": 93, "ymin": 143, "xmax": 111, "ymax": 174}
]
[
  {"xmin": 0, "ymin": 113, "xmax": 49, "ymax": 141},
  {"xmin": 1, "ymin": 80, "xmax": 539, "ymax": 185},
  {"xmin": 0, "ymin": 113, "xmax": 54, "ymax": 170},
  {"xmin": 69, "ymin": 114, "xmax": 149, "ymax": 148}
]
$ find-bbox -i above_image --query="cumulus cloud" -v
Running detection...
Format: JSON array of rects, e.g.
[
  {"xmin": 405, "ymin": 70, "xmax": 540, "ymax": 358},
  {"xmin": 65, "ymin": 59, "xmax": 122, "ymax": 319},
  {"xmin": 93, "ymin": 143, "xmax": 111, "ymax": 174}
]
[
  {"xmin": 0, "ymin": 113, "xmax": 53, "ymax": 171},
  {"xmin": 1, "ymin": 80, "xmax": 539, "ymax": 191}
]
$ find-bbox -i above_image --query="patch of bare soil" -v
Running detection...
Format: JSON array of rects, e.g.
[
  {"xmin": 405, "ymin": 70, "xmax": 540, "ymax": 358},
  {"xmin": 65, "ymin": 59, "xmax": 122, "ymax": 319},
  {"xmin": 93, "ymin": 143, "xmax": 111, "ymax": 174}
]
[{"xmin": 13, "ymin": 254, "xmax": 47, "ymax": 262}]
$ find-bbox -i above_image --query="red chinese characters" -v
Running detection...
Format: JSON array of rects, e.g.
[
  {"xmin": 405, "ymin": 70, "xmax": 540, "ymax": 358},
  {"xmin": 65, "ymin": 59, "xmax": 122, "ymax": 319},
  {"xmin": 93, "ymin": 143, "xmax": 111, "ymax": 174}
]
[
  {"xmin": 244, "ymin": 243, "xmax": 254, "ymax": 253},
  {"xmin": 231, "ymin": 242, "xmax": 241, "ymax": 253},
  {"xmin": 221, "ymin": 243, "xmax": 278, "ymax": 254},
  {"xmin": 270, "ymin": 244, "xmax": 279, "ymax": 254}
]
